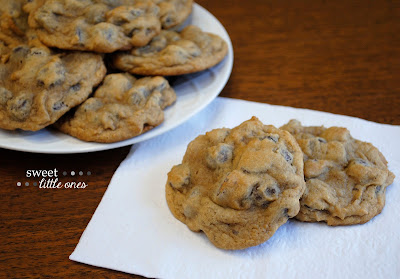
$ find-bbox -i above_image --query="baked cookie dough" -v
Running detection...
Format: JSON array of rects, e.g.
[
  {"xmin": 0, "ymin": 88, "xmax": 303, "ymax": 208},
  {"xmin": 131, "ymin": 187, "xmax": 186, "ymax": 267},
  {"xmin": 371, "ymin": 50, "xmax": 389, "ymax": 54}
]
[
  {"xmin": 0, "ymin": 43, "xmax": 106, "ymax": 131},
  {"xmin": 112, "ymin": 25, "xmax": 228, "ymax": 76},
  {"xmin": 0, "ymin": 37, "xmax": 16, "ymax": 63},
  {"xmin": 281, "ymin": 120, "xmax": 395, "ymax": 226},
  {"xmin": 0, "ymin": 0, "xmax": 50, "ymax": 52},
  {"xmin": 0, "ymin": 0, "xmax": 29, "ymax": 40},
  {"xmin": 24, "ymin": 0, "xmax": 162, "ymax": 53},
  {"xmin": 153, "ymin": 0, "xmax": 193, "ymax": 29},
  {"xmin": 55, "ymin": 73, "xmax": 176, "ymax": 143},
  {"xmin": 166, "ymin": 117, "xmax": 306, "ymax": 250}
]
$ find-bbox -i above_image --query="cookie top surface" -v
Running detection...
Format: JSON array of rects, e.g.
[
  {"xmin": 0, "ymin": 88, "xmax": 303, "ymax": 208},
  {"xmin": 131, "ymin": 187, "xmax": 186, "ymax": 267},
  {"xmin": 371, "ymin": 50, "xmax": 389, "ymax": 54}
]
[
  {"xmin": 112, "ymin": 25, "xmax": 228, "ymax": 75},
  {"xmin": 0, "ymin": 44, "xmax": 106, "ymax": 131},
  {"xmin": 0, "ymin": 0, "xmax": 38, "ymax": 49},
  {"xmin": 55, "ymin": 73, "xmax": 176, "ymax": 143},
  {"xmin": 281, "ymin": 119, "xmax": 395, "ymax": 225},
  {"xmin": 153, "ymin": 0, "xmax": 193, "ymax": 29},
  {"xmin": 0, "ymin": 0, "xmax": 29, "ymax": 39},
  {"xmin": 24, "ymin": 0, "xmax": 162, "ymax": 53},
  {"xmin": 166, "ymin": 117, "xmax": 306, "ymax": 250}
]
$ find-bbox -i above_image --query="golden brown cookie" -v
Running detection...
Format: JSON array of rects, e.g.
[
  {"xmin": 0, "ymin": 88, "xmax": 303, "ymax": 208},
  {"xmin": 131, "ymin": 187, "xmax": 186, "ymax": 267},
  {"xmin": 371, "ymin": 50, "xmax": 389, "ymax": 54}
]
[
  {"xmin": 112, "ymin": 25, "xmax": 228, "ymax": 76},
  {"xmin": 55, "ymin": 73, "xmax": 176, "ymax": 143},
  {"xmin": 0, "ymin": 0, "xmax": 33, "ymax": 51},
  {"xmin": 0, "ymin": 44, "xmax": 106, "ymax": 131},
  {"xmin": 153, "ymin": 0, "xmax": 193, "ymax": 29},
  {"xmin": 166, "ymin": 117, "xmax": 306, "ymax": 250},
  {"xmin": 0, "ymin": 0, "xmax": 29, "ymax": 39},
  {"xmin": 24, "ymin": 0, "xmax": 162, "ymax": 53},
  {"xmin": 281, "ymin": 119, "xmax": 395, "ymax": 226}
]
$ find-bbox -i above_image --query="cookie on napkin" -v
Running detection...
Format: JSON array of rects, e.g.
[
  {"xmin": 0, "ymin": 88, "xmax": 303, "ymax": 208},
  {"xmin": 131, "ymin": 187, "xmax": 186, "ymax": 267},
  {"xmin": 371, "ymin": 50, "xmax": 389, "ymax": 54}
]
[
  {"xmin": 281, "ymin": 119, "xmax": 395, "ymax": 225},
  {"xmin": 166, "ymin": 117, "xmax": 306, "ymax": 250}
]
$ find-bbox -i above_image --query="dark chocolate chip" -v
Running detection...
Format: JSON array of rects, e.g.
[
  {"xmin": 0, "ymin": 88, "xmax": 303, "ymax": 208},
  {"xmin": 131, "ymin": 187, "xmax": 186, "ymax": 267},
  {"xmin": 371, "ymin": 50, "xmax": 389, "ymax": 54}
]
[
  {"xmin": 52, "ymin": 11, "xmax": 62, "ymax": 17},
  {"xmin": 267, "ymin": 135, "xmax": 278, "ymax": 143},
  {"xmin": 283, "ymin": 208, "xmax": 289, "ymax": 217},
  {"xmin": 280, "ymin": 148, "xmax": 293, "ymax": 164},
  {"xmin": 8, "ymin": 95, "xmax": 32, "ymax": 120},
  {"xmin": 130, "ymin": 9, "xmax": 142, "ymax": 17},
  {"xmin": 13, "ymin": 46, "xmax": 24, "ymax": 52},
  {"xmin": 47, "ymin": 78, "xmax": 63, "ymax": 89},
  {"xmin": 106, "ymin": 30, "xmax": 113, "ymax": 42},
  {"xmin": 261, "ymin": 201, "xmax": 271, "ymax": 208},
  {"xmin": 31, "ymin": 49, "xmax": 45, "ymax": 56},
  {"xmin": 0, "ymin": 87, "xmax": 13, "ymax": 105},
  {"xmin": 265, "ymin": 187, "xmax": 276, "ymax": 196},
  {"xmin": 250, "ymin": 183, "xmax": 261, "ymax": 200},
  {"xmin": 155, "ymin": 80, "xmax": 167, "ymax": 91},
  {"xmin": 139, "ymin": 45, "xmax": 152, "ymax": 54},
  {"xmin": 20, "ymin": 99, "xmax": 27, "ymax": 108},
  {"xmin": 114, "ymin": 19, "xmax": 125, "ymax": 26},
  {"xmin": 130, "ymin": 92, "xmax": 143, "ymax": 105},
  {"xmin": 70, "ymin": 83, "xmax": 81, "ymax": 92},
  {"xmin": 128, "ymin": 28, "xmax": 139, "ymax": 37},
  {"xmin": 76, "ymin": 28, "xmax": 84, "ymax": 43},
  {"xmin": 207, "ymin": 144, "xmax": 233, "ymax": 169},
  {"xmin": 216, "ymin": 189, "xmax": 226, "ymax": 197},
  {"xmin": 145, "ymin": 28, "xmax": 152, "ymax": 36},
  {"xmin": 356, "ymin": 159, "xmax": 369, "ymax": 166},
  {"xmin": 164, "ymin": 17, "xmax": 173, "ymax": 26},
  {"xmin": 52, "ymin": 101, "xmax": 66, "ymax": 111},
  {"xmin": 216, "ymin": 148, "xmax": 230, "ymax": 163}
]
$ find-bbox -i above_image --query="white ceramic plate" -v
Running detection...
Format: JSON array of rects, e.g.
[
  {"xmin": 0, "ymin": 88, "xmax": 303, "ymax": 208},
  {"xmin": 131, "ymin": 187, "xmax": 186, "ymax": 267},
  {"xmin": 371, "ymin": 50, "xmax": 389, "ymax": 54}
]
[{"xmin": 0, "ymin": 3, "xmax": 233, "ymax": 154}]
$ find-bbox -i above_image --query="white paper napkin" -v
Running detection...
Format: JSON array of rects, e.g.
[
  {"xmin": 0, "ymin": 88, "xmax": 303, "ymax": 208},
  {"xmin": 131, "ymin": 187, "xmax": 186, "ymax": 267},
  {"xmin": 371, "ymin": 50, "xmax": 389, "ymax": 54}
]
[{"xmin": 70, "ymin": 97, "xmax": 400, "ymax": 279}]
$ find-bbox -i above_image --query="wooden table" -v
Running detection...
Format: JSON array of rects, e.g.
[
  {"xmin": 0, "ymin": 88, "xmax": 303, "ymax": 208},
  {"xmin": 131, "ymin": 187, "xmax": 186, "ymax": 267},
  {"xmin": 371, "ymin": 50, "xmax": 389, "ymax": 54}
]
[{"xmin": 1, "ymin": 0, "xmax": 399, "ymax": 277}]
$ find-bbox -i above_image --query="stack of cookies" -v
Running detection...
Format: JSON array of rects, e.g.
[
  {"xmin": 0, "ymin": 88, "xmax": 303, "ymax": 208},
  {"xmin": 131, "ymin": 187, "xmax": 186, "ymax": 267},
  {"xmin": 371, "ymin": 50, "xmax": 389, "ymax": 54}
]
[
  {"xmin": 0, "ymin": 0, "xmax": 228, "ymax": 142},
  {"xmin": 165, "ymin": 117, "xmax": 395, "ymax": 250}
]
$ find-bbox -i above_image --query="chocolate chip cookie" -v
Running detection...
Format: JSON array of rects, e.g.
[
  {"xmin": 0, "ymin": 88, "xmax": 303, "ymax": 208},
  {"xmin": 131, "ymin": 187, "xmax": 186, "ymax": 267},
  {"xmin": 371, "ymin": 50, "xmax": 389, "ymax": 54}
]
[
  {"xmin": 25, "ymin": 0, "xmax": 162, "ymax": 53},
  {"xmin": 0, "ymin": 0, "xmax": 49, "ymax": 52},
  {"xmin": 166, "ymin": 117, "xmax": 306, "ymax": 250},
  {"xmin": 281, "ymin": 120, "xmax": 395, "ymax": 226},
  {"xmin": 112, "ymin": 25, "xmax": 228, "ymax": 76},
  {"xmin": 0, "ymin": 0, "xmax": 29, "ymax": 40},
  {"xmin": 55, "ymin": 73, "xmax": 176, "ymax": 143},
  {"xmin": 0, "ymin": 44, "xmax": 106, "ymax": 131},
  {"xmin": 153, "ymin": 0, "xmax": 193, "ymax": 29}
]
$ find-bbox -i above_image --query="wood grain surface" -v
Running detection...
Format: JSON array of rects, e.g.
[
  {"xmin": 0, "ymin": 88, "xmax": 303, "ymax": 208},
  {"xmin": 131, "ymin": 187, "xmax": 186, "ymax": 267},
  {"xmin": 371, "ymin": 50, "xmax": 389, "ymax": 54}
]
[{"xmin": 1, "ymin": 0, "xmax": 399, "ymax": 278}]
